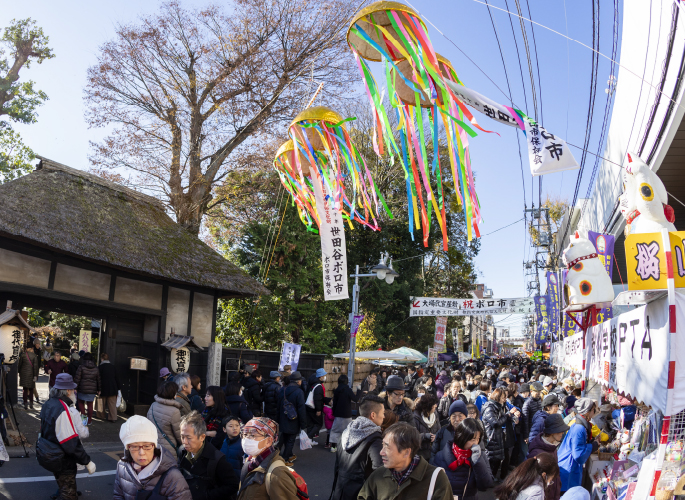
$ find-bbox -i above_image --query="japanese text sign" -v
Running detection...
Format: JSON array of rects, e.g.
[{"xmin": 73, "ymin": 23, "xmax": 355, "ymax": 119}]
[
  {"xmin": 410, "ymin": 297, "xmax": 534, "ymax": 317},
  {"xmin": 523, "ymin": 116, "xmax": 578, "ymax": 176},
  {"xmin": 547, "ymin": 272, "xmax": 560, "ymax": 340},
  {"xmin": 170, "ymin": 347, "xmax": 189, "ymax": 373},
  {"xmin": 434, "ymin": 317, "xmax": 447, "ymax": 349},
  {"xmin": 534, "ymin": 295, "xmax": 550, "ymax": 344},
  {"xmin": 79, "ymin": 328, "xmax": 91, "ymax": 353},
  {"xmin": 0, "ymin": 324, "xmax": 23, "ymax": 364},
  {"xmin": 588, "ymin": 231, "xmax": 615, "ymax": 322},
  {"xmin": 278, "ymin": 342, "xmax": 302, "ymax": 372},
  {"xmin": 625, "ymin": 231, "xmax": 685, "ymax": 290}
]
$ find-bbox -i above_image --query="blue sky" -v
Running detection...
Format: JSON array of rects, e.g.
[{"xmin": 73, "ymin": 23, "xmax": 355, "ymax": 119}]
[{"xmin": 2, "ymin": 0, "xmax": 621, "ymax": 336}]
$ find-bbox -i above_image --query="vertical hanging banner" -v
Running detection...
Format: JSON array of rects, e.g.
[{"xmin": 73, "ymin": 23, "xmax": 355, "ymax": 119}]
[
  {"xmin": 278, "ymin": 342, "xmax": 302, "ymax": 372},
  {"xmin": 534, "ymin": 295, "xmax": 550, "ymax": 344},
  {"xmin": 588, "ymin": 231, "xmax": 615, "ymax": 323},
  {"xmin": 547, "ymin": 272, "xmax": 560, "ymax": 341},
  {"xmin": 313, "ymin": 178, "xmax": 348, "ymax": 301},
  {"xmin": 434, "ymin": 317, "xmax": 447, "ymax": 353},
  {"xmin": 350, "ymin": 315, "xmax": 365, "ymax": 338}
]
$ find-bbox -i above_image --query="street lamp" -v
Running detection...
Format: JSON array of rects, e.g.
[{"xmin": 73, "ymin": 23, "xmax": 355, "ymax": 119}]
[{"xmin": 347, "ymin": 252, "xmax": 399, "ymax": 387}]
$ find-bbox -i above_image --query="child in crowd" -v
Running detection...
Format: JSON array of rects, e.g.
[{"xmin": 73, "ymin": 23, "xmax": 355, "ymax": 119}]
[{"xmin": 220, "ymin": 416, "xmax": 245, "ymax": 478}]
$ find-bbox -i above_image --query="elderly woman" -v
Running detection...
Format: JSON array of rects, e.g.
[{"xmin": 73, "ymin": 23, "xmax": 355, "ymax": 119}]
[
  {"xmin": 17, "ymin": 344, "xmax": 40, "ymax": 410},
  {"xmin": 148, "ymin": 381, "xmax": 184, "ymax": 458},
  {"xmin": 113, "ymin": 415, "xmax": 192, "ymax": 500},
  {"xmin": 178, "ymin": 411, "xmax": 239, "ymax": 500}
]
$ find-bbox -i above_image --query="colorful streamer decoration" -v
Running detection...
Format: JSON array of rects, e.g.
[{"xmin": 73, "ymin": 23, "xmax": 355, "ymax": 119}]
[
  {"xmin": 273, "ymin": 106, "xmax": 391, "ymax": 233},
  {"xmin": 347, "ymin": 0, "xmax": 490, "ymax": 246}
]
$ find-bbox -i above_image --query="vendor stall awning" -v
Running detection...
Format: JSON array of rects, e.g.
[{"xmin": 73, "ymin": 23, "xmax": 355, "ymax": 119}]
[{"xmin": 161, "ymin": 334, "xmax": 204, "ymax": 352}]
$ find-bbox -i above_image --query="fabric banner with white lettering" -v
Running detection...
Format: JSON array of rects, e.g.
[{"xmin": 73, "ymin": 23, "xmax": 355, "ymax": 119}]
[{"xmin": 313, "ymin": 179, "xmax": 348, "ymax": 301}]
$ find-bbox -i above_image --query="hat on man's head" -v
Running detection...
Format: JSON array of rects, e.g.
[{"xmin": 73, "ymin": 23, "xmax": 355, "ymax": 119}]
[
  {"xmin": 574, "ymin": 397, "xmax": 597, "ymax": 414},
  {"xmin": 543, "ymin": 376, "xmax": 554, "ymax": 387},
  {"xmin": 289, "ymin": 371, "xmax": 302, "ymax": 381},
  {"xmin": 542, "ymin": 394, "xmax": 560, "ymax": 408},
  {"xmin": 54, "ymin": 373, "xmax": 77, "ymax": 390},
  {"xmin": 159, "ymin": 367, "xmax": 170, "ymax": 377},
  {"xmin": 562, "ymin": 377, "xmax": 575, "ymax": 389},
  {"xmin": 519, "ymin": 383, "xmax": 531, "ymax": 393},
  {"xmin": 270, "ymin": 371, "xmax": 281, "ymax": 379},
  {"xmin": 449, "ymin": 400, "xmax": 468, "ymax": 417},
  {"xmin": 384, "ymin": 375, "xmax": 406, "ymax": 392},
  {"xmin": 531, "ymin": 382, "xmax": 544, "ymax": 392},
  {"xmin": 499, "ymin": 371, "xmax": 510, "ymax": 380},
  {"xmin": 244, "ymin": 417, "xmax": 279, "ymax": 443},
  {"xmin": 315, "ymin": 368, "xmax": 327, "ymax": 378},
  {"xmin": 544, "ymin": 413, "xmax": 570, "ymax": 434}
]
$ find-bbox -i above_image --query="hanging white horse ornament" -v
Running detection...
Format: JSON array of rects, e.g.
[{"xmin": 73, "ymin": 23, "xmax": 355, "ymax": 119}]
[
  {"xmin": 619, "ymin": 153, "xmax": 676, "ymax": 235},
  {"xmin": 562, "ymin": 231, "xmax": 615, "ymax": 306}
]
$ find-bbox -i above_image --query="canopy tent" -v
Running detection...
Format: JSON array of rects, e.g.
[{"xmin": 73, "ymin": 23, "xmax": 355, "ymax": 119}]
[
  {"xmin": 390, "ymin": 347, "xmax": 428, "ymax": 364},
  {"xmin": 332, "ymin": 350, "xmax": 421, "ymax": 361}
]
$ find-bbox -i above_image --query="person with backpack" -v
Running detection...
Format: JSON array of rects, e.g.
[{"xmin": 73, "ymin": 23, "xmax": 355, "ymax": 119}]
[
  {"xmin": 277, "ymin": 371, "xmax": 308, "ymax": 467},
  {"xmin": 305, "ymin": 368, "xmax": 330, "ymax": 441},
  {"xmin": 113, "ymin": 415, "xmax": 192, "ymax": 500},
  {"xmin": 178, "ymin": 411, "xmax": 239, "ymax": 500},
  {"xmin": 237, "ymin": 417, "xmax": 303, "ymax": 500}
]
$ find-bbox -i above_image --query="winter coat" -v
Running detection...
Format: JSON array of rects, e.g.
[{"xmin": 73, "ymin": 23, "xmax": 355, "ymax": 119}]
[
  {"xmin": 17, "ymin": 351, "xmax": 39, "ymax": 389},
  {"xmin": 45, "ymin": 358, "xmax": 68, "ymax": 387},
  {"xmin": 433, "ymin": 442, "xmax": 494, "ymax": 500},
  {"xmin": 558, "ymin": 416, "xmax": 596, "ymax": 491},
  {"xmin": 332, "ymin": 384, "xmax": 360, "ymax": 419},
  {"xmin": 474, "ymin": 391, "xmax": 488, "ymax": 413},
  {"xmin": 522, "ymin": 396, "xmax": 542, "ymax": 439},
  {"xmin": 437, "ymin": 395, "xmax": 453, "ymax": 421},
  {"xmin": 495, "ymin": 379, "xmax": 509, "ymax": 390},
  {"xmin": 262, "ymin": 380, "xmax": 281, "ymax": 420},
  {"xmin": 178, "ymin": 440, "xmax": 239, "ymax": 500},
  {"xmin": 380, "ymin": 391, "xmax": 414, "ymax": 425},
  {"xmin": 220, "ymin": 435, "xmax": 244, "ymax": 478},
  {"xmin": 237, "ymin": 450, "xmax": 299, "ymax": 500},
  {"xmin": 226, "ymin": 394, "xmax": 253, "ymax": 424},
  {"xmin": 189, "ymin": 388, "xmax": 205, "ymax": 413},
  {"xmin": 359, "ymin": 378, "xmax": 380, "ymax": 397},
  {"xmin": 330, "ymin": 417, "xmax": 383, "ymax": 500},
  {"xmin": 481, "ymin": 399, "xmax": 511, "ymax": 461},
  {"xmin": 113, "ymin": 446, "xmax": 192, "ymax": 500},
  {"xmin": 74, "ymin": 359, "xmax": 101, "ymax": 395},
  {"xmin": 68, "ymin": 359, "xmax": 80, "ymax": 378},
  {"xmin": 503, "ymin": 400, "xmax": 518, "ymax": 449},
  {"xmin": 175, "ymin": 392, "xmax": 192, "ymax": 417},
  {"xmin": 358, "ymin": 456, "xmax": 453, "ymax": 500},
  {"xmin": 514, "ymin": 479, "xmax": 545, "ymax": 500},
  {"xmin": 147, "ymin": 395, "xmax": 183, "ymax": 458},
  {"xmin": 430, "ymin": 423, "xmax": 455, "ymax": 464},
  {"xmin": 414, "ymin": 410, "xmax": 442, "ymax": 461},
  {"xmin": 435, "ymin": 374, "xmax": 451, "ymax": 399},
  {"xmin": 277, "ymin": 383, "xmax": 308, "ymax": 435},
  {"xmin": 404, "ymin": 372, "xmax": 419, "ymax": 398},
  {"xmin": 513, "ymin": 395, "xmax": 526, "ymax": 434},
  {"xmin": 527, "ymin": 434, "xmax": 562, "ymax": 500},
  {"xmin": 529, "ymin": 410, "xmax": 549, "ymax": 444},
  {"xmin": 39, "ymin": 394, "xmax": 91, "ymax": 472},
  {"xmin": 242, "ymin": 377, "xmax": 263, "ymax": 416},
  {"xmin": 98, "ymin": 361, "xmax": 119, "ymax": 398}
]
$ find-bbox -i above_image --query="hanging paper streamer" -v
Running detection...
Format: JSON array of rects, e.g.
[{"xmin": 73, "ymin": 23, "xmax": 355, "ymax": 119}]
[
  {"xmin": 346, "ymin": 1, "xmax": 490, "ymax": 246},
  {"xmin": 444, "ymin": 80, "xmax": 579, "ymax": 176},
  {"xmin": 274, "ymin": 106, "xmax": 391, "ymax": 232}
]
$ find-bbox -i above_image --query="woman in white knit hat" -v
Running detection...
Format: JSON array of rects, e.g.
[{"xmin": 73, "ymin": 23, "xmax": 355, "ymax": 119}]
[{"xmin": 113, "ymin": 415, "xmax": 192, "ymax": 500}]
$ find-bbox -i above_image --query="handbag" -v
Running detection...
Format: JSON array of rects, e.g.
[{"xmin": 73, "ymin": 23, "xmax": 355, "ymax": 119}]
[
  {"xmin": 305, "ymin": 384, "xmax": 321, "ymax": 409},
  {"xmin": 36, "ymin": 436, "xmax": 65, "ymax": 473},
  {"xmin": 282, "ymin": 388, "xmax": 298, "ymax": 420}
]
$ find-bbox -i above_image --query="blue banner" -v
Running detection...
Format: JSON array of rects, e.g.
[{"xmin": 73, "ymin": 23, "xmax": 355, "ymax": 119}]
[
  {"xmin": 547, "ymin": 271, "xmax": 561, "ymax": 341},
  {"xmin": 534, "ymin": 295, "xmax": 550, "ymax": 345}
]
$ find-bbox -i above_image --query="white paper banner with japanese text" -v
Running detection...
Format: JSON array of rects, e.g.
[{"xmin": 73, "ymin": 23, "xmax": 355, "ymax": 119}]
[
  {"xmin": 556, "ymin": 333, "xmax": 585, "ymax": 372},
  {"xmin": 586, "ymin": 296, "xmax": 673, "ymax": 414},
  {"xmin": 313, "ymin": 180, "xmax": 348, "ymax": 301},
  {"xmin": 410, "ymin": 297, "xmax": 534, "ymax": 317},
  {"xmin": 278, "ymin": 342, "xmax": 302, "ymax": 372}
]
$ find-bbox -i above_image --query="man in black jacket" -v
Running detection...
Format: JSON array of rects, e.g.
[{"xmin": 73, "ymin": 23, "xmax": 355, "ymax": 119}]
[
  {"xmin": 262, "ymin": 371, "xmax": 282, "ymax": 421},
  {"xmin": 242, "ymin": 369, "xmax": 264, "ymax": 417},
  {"xmin": 277, "ymin": 371, "xmax": 308, "ymax": 466},
  {"xmin": 179, "ymin": 411, "xmax": 239, "ymax": 500},
  {"xmin": 330, "ymin": 395, "xmax": 385, "ymax": 500},
  {"xmin": 404, "ymin": 366, "xmax": 419, "ymax": 399},
  {"xmin": 98, "ymin": 353, "xmax": 120, "ymax": 422},
  {"xmin": 39, "ymin": 374, "xmax": 96, "ymax": 500}
]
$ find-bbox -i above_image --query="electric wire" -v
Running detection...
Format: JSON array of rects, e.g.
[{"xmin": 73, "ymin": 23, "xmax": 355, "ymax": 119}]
[
  {"xmin": 513, "ymin": 0, "xmax": 539, "ymax": 122},
  {"xmin": 523, "ymin": 0, "xmax": 544, "ymax": 125}
]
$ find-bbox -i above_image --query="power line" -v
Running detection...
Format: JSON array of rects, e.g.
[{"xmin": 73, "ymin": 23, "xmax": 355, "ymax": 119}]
[{"xmin": 480, "ymin": 217, "xmax": 524, "ymax": 237}]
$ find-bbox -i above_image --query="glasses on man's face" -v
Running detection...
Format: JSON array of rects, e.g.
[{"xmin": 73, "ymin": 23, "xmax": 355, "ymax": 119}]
[
  {"xmin": 391, "ymin": 391, "xmax": 404, "ymax": 397},
  {"xmin": 241, "ymin": 431, "xmax": 266, "ymax": 440},
  {"xmin": 128, "ymin": 444, "xmax": 155, "ymax": 453}
]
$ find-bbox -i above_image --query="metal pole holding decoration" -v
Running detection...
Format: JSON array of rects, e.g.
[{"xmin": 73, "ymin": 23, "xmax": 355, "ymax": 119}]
[{"xmin": 347, "ymin": 265, "xmax": 360, "ymax": 389}]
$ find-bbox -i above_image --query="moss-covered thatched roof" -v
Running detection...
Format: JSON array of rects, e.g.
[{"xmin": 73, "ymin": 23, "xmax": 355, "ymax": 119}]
[{"xmin": 0, "ymin": 158, "xmax": 267, "ymax": 298}]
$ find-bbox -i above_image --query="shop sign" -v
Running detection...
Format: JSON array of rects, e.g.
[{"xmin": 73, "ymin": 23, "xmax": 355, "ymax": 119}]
[{"xmin": 625, "ymin": 231, "xmax": 685, "ymax": 290}]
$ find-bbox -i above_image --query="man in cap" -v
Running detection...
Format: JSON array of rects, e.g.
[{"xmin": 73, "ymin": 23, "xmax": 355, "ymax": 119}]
[
  {"xmin": 528, "ymin": 413, "xmax": 569, "ymax": 500},
  {"xmin": 305, "ymin": 368, "xmax": 330, "ymax": 441},
  {"xmin": 262, "ymin": 371, "xmax": 282, "ymax": 421},
  {"xmin": 237, "ymin": 417, "xmax": 300, "ymax": 500},
  {"xmin": 382, "ymin": 375, "xmax": 414, "ymax": 425},
  {"xmin": 38, "ymin": 373, "xmax": 96, "ymax": 500},
  {"xmin": 277, "ymin": 371, "xmax": 308, "ymax": 466},
  {"xmin": 528, "ymin": 393, "xmax": 561, "ymax": 443},
  {"xmin": 521, "ymin": 382, "xmax": 543, "ymax": 443},
  {"xmin": 557, "ymin": 398, "xmax": 600, "ymax": 492}
]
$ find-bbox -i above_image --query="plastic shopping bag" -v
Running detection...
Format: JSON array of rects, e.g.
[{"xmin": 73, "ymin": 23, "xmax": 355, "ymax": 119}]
[{"xmin": 299, "ymin": 429, "xmax": 312, "ymax": 451}]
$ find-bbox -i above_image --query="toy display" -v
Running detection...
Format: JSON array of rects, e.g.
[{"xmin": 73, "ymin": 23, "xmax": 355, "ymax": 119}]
[{"xmin": 562, "ymin": 230, "xmax": 615, "ymax": 305}]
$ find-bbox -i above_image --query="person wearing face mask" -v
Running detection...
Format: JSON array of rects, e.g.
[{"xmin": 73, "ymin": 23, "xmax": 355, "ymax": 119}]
[
  {"xmin": 494, "ymin": 452, "xmax": 559, "ymax": 500},
  {"xmin": 113, "ymin": 415, "xmax": 191, "ymax": 500},
  {"xmin": 527, "ymin": 414, "xmax": 569, "ymax": 500},
  {"xmin": 305, "ymin": 368, "xmax": 330, "ymax": 442},
  {"xmin": 556, "ymin": 398, "xmax": 600, "ymax": 493},
  {"xmin": 430, "ymin": 400, "xmax": 468, "ymax": 463},
  {"xmin": 178, "ymin": 411, "xmax": 239, "ymax": 500},
  {"xmin": 237, "ymin": 417, "xmax": 300, "ymax": 500},
  {"xmin": 433, "ymin": 418, "xmax": 494, "ymax": 500},
  {"xmin": 522, "ymin": 382, "xmax": 543, "ymax": 444}
]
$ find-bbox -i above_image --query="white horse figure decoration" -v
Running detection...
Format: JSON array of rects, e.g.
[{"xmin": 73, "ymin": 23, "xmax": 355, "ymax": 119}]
[
  {"xmin": 619, "ymin": 153, "xmax": 675, "ymax": 235},
  {"xmin": 562, "ymin": 231, "xmax": 615, "ymax": 306}
]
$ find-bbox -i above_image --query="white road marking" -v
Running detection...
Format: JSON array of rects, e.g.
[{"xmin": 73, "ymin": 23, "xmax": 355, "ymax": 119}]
[{"xmin": 0, "ymin": 470, "xmax": 116, "ymax": 483}]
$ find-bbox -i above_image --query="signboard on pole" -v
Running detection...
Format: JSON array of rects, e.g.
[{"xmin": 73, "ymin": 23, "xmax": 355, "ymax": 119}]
[
  {"xmin": 427, "ymin": 348, "xmax": 438, "ymax": 365},
  {"xmin": 434, "ymin": 317, "xmax": 447, "ymax": 353},
  {"xmin": 278, "ymin": 343, "xmax": 302, "ymax": 371},
  {"xmin": 410, "ymin": 297, "xmax": 534, "ymax": 317}
]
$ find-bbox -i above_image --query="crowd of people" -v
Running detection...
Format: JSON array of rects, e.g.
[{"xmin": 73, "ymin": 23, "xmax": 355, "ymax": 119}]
[{"xmin": 32, "ymin": 353, "xmax": 600, "ymax": 500}]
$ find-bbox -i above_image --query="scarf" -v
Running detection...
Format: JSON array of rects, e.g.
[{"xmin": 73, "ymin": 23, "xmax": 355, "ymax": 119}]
[
  {"xmin": 391, "ymin": 455, "xmax": 420, "ymax": 486},
  {"xmin": 247, "ymin": 446, "xmax": 275, "ymax": 473},
  {"xmin": 422, "ymin": 411, "xmax": 437, "ymax": 428},
  {"xmin": 448, "ymin": 444, "xmax": 472, "ymax": 470}
]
